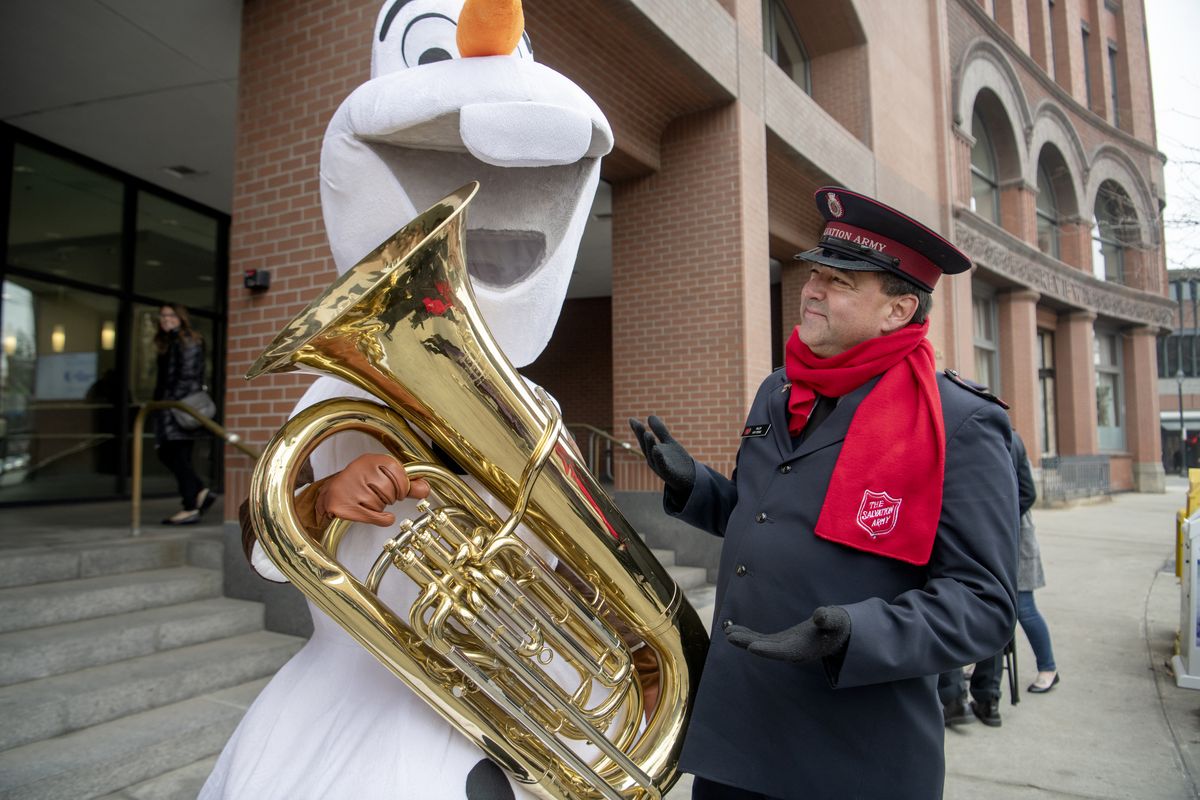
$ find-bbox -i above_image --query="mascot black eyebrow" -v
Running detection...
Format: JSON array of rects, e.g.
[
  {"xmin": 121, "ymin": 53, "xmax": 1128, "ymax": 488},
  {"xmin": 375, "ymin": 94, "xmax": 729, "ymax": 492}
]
[{"xmin": 199, "ymin": 2, "xmax": 612, "ymax": 798}]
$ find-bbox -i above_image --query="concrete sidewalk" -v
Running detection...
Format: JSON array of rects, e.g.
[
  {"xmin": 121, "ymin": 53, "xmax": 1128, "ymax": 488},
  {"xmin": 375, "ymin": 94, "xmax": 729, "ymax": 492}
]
[
  {"xmin": 7, "ymin": 482, "xmax": 1198, "ymax": 799},
  {"xmin": 941, "ymin": 476, "xmax": 1200, "ymax": 799}
]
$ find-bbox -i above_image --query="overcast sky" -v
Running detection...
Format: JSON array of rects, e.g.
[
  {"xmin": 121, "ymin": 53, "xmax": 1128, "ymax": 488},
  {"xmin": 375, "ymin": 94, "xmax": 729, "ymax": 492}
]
[{"xmin": 1145, "ymin": 0, "xmax": 1200, "ymax": 271}]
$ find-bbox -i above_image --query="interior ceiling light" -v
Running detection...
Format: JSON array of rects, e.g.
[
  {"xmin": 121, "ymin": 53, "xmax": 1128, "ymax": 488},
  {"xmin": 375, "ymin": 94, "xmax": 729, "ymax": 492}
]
[{"xmin": 161, "ymin": 164, "xmax": 206, "ymax": 179}]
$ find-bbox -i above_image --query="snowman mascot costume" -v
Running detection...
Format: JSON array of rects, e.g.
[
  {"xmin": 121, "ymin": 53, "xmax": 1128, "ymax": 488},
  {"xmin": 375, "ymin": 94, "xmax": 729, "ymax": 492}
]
[{"xmin": 199, "ymin": 0, "xmax": 612, "ymax": 797}]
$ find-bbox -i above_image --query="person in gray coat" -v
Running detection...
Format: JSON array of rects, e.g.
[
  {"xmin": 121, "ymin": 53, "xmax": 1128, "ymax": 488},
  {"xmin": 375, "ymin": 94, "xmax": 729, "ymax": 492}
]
[
  {"xmin": 631, "ymin": 187, "xmax": 1017, "ymax": 800},
  {"xmin": 1014, "ymin": 432, "xmax": 1059, "ymax": 694}
]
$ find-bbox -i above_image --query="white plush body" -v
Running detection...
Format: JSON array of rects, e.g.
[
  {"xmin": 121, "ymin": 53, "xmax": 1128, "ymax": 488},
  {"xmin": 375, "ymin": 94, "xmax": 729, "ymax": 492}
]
[{"xmin": 201, "ymin": 1, "xmax": 612, "ymax": 797}]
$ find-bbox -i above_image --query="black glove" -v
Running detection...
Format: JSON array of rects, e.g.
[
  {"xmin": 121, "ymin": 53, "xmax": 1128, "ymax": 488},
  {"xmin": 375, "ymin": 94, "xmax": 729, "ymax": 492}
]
[
  {"xmin": 725, "ymin": 606, "xmax": 852, "ymax": 664},
  {"xmin": 628, "ymin": 416, "xmax": 696, "ymax": 497}
]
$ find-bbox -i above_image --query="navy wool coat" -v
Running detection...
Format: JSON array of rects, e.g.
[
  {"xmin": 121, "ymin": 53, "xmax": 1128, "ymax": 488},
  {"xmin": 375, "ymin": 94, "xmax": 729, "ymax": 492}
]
[{"xmin": 672, "ymin": 368, "xmax": 1018, "ymax": 800}]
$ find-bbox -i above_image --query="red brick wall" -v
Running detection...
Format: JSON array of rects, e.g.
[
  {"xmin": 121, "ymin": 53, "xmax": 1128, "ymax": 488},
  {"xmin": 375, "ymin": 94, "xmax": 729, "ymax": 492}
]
[
  {"xmin": 523, "ymin": 297, "xmax": 614, "ymax": 434},
  {"xmin": 223, "ymin": 0, "xmax": 376, "ymax": 519},
  {"xmin": 611, "ymin": 104, "xmax": 765, "ymax": 490}
]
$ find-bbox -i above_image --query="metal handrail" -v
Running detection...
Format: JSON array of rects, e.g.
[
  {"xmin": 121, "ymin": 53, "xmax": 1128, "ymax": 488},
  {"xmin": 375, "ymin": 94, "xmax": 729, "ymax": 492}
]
[
  {"xmin": 564, "ymin": 423, "xmax": 638, "ymax": 482},
  {"xmin": 131, "ymin": 401, "xmax": 259, "ymax": 536}
]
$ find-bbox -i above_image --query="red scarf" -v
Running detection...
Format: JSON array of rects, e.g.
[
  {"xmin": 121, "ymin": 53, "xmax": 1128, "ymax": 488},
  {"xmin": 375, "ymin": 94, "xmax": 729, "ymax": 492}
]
[{"xmin": 785, "ymin": 323, "xmax": 944, "ymax": 565}]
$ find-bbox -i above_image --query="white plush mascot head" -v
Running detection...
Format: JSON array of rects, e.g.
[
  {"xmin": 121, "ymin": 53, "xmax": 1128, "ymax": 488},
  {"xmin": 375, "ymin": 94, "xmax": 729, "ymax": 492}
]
[{"xmin": 319, "ymin": 0, "xmax": 613, "ymax": 367}]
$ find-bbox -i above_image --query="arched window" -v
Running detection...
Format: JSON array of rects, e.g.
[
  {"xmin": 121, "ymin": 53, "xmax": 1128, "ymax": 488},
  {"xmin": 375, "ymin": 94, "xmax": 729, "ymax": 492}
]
[
  {"xmin": 1092, "ymin": 180, "xmax": 1136, "ymax": 282},
  {"xmin": 1036, "ymin": 159, "xmax": 1060, "ymax": 259},
  {"xmin": 762, "ymin": 0, "xmax": 811, "ymax": 94},
  {"xmin": 970, "ymin": 110, "xmax": 1001, "ymax": 224}
]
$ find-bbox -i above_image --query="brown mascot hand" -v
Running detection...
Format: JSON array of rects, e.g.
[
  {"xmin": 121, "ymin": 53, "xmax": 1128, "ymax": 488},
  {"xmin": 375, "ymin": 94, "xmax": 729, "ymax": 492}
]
[{"xmin": 313, "ymin": 454, "xmax": 431, "ymax": 527}]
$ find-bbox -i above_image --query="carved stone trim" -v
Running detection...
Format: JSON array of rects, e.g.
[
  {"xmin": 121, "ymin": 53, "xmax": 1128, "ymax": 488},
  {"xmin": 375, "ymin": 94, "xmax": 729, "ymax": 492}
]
[{"xmin": 954, "ymin": 213, "xmax": 1175, "ymax": 330}]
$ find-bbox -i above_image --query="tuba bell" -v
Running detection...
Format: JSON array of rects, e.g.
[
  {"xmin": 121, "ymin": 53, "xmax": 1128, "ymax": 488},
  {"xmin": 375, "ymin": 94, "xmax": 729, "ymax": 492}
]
[{"xmin": 245, "ymin": 182, "xmax": 708, "ymax": 800}]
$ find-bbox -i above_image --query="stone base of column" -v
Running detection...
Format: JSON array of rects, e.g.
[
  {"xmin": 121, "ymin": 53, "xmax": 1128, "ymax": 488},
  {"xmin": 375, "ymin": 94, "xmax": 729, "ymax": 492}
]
[{"xmin": 1133, "ymin": 462, "xmax": 1167, "ymax": 493}]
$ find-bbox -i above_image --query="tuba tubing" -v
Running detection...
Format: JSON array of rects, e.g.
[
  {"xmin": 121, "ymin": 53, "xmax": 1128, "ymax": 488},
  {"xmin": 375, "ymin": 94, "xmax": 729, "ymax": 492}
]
[{"xmin": 246, "ymin": 182, "xmax": 708, "ymax": 800}]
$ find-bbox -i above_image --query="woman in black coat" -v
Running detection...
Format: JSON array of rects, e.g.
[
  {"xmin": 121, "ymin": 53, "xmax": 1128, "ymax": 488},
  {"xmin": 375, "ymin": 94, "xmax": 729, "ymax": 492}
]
[{"xmin": 154, "ymin": 304, "xmax": 215, "ymax": 524}]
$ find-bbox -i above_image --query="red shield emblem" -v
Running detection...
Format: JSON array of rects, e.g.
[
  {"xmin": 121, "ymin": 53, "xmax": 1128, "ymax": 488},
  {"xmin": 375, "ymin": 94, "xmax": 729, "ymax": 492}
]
[
  {"xmin": 826, "ymin": 191, "xmax": 844, "ymax": 219},
  {"xmin": 856, "ymin": 489, "xmax": 902, "ymax": 538}
]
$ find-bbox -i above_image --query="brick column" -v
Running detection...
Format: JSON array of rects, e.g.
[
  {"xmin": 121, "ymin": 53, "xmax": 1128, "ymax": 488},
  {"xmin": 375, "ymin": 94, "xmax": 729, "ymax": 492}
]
[
  {"xmin": 224, "ymin": 0, "xmax": 377, "ymax": 520},
  {"xmin": 611, "ymin": 102, "xmax": 771, "ymax": 489},
  {"xmin": 999, "ymin": 179, "xmax": 1038, "ymax": 245},
  {"xmin": 994, "ymin": 0, "xmax": 1030, "ymax": 52},
  {"xmin": 612, "ymin": 0, "xmax": 770, "ymax": 491},
  {"xmin": 1054, "ymin": 311, "xmax": 1098, "ymax": 455},
  {"xmin": 780, "ymin": 260, "xmax": 810, "ymax": 351},
  {"xmin": 1026, "ymin": 0, "xmax": 1053, "ymax": 73},
  {"xmin": 998, "ymin": 289, "xmax": 1040, "ymax": 451},
  {"xmin": 1051, "ymin": 0, "xmax": 1085, "ymax": 99},
  {"xmin": 1123, "ymin": 326, "xmax": 1166, "ymax": 492},
  {"xmin": 1058, "ymin": 216, "xmax": 1094, "ymax": 274}
]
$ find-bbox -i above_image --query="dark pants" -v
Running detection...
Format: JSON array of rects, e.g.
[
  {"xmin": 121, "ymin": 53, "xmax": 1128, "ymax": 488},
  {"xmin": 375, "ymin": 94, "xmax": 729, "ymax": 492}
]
[
  {"xmin": 938, "ymin": 649, "xmax": 1004, "ymax": 705},
  {"xmin": 693, "ymin": 776, "xmax": 780, "ymax": 800},
  {"xmin": 157, "ymin": 440, "xmax": 203, "ymax": 510}
]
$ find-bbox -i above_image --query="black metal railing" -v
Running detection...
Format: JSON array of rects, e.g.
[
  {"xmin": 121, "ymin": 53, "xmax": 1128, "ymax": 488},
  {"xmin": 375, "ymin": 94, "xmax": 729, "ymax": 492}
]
[{"xmin": 1039, "ymin": 455, "xmax": 1110, "ymax": 505}]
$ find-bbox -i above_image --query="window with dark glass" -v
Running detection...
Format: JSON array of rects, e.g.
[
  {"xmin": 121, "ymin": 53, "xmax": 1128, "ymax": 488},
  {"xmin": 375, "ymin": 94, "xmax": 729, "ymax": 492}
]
[
  {"xmin": 1094, "ymin": 330, "xmax": 1124, "ymax": 451},
  {"xmin": 1082, "ymin": 25, "xmax": 1094, "ymax": 109},
  {"xmin": 970, "ymin": 111, "xmax": 1001, "ymax": 224},
  {"xmin": 1036, "ymin": 159, "xmax": 1060, "ymax": 259},
  {"xmin": 1047, "ymin": 0, "xmax": 1058, "ymax": 81},
  {"xmin": 0, "ymin": 275, "xmax": 121, "ymax": 501},
  {"xmin": 762, "ymin": 0, "xmax": 811, "ymax": 94},
  {"xmin": 973, "ymin": 293, "xmax": 1000, "ymax": 392},
  {"xmin": 134, "ymin": 192, "xmax": 220, "ymax": 311},
  {"xmin": 1107, "ymin": 43, "xmax": 1121, "ymax": 128},
  {"xmin": 1, "ymin": 130, "xmax": 228, "ymax": 506},
  {"xmin": 1038, "ymin": 330, "xmax": 1057, "ymax": 456},
  {"xmin": 1092, "ymin": 180, "xmax": 1135, "ymax": 283},
  {"xmin": 6, "ymin": 144, "xmax": 124, "ymax": 290}
]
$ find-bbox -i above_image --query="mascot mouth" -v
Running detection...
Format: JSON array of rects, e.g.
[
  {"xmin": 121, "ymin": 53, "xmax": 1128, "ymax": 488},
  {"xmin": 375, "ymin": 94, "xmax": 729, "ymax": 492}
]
[{"xmin": 465, "ymin": 229, "xmax": 547, "ymax": 288}]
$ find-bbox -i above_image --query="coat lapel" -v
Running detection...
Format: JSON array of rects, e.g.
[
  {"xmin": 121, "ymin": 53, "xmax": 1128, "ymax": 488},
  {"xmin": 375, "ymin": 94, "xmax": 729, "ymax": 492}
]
[
  {"xmin": 788, "ymin": 376, "xmax": 881, "ymax": 461},
  {"xmin": 768, "ymin": 374, "xmax": 793, "ymax": 459}
]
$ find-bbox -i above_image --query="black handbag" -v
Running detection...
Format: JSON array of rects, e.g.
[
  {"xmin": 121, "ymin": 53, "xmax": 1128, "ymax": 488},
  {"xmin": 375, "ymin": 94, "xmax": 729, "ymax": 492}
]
[{"xmin": 171, "ymin": 389, "xmax": 216, "ymax": 430}]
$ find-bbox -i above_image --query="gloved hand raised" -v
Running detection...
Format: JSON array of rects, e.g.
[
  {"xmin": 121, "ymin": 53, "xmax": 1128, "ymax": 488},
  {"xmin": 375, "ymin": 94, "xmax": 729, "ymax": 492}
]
[
  {"xmin": 725, "ymin": 606, "xmax": 851, "ymax": 664},
  {"xmin": 628, "ymin": 416, "xmax": 696, "ymax": 497},
  {"xmin": 314, "ymin": 453, "xmax": 431, "ymax": 527}
]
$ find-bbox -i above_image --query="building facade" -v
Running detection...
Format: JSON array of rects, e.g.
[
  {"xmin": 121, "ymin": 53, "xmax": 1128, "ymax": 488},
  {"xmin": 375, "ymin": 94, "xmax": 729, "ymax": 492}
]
[
  {"xmin": 219, "ymin": 0, "xmax": 1171, "ymax": 525},
  {"xmin": 1160, "ymin": 270, "xmax": 1200, "ymax": 475}
]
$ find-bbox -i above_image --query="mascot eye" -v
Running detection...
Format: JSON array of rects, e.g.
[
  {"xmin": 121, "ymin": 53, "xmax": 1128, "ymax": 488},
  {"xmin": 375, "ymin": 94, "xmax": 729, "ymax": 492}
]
[{"xmin": 401, "ymin": 13, "xmax": 460, "ymax": 68}]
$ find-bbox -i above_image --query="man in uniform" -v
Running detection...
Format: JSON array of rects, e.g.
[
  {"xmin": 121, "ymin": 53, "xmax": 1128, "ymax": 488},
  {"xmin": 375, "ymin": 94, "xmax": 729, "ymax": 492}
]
[{"xmin": 631, "ymin": 186, "xmax": 1017, "ymax": 800}]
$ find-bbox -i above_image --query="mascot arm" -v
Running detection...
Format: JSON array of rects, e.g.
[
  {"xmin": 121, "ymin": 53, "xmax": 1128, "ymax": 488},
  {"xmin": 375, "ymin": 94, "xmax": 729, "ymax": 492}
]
[{"xmin": 239, "ymin": 459, "xmax": 329, "ymax": 584}]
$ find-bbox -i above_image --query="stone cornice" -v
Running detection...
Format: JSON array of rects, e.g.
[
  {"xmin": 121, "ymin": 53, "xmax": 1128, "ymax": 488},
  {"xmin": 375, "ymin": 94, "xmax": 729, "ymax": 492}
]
[{"xmin": 954, "ymin": 210, "xmax": 1176, "ymax": 330}]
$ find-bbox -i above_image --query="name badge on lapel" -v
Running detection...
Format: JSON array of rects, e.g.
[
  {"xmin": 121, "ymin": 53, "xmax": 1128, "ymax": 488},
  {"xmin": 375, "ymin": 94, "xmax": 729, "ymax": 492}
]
[{"xmin": 741, "ymin": 423, "xmax": 772, "ymax": 438}]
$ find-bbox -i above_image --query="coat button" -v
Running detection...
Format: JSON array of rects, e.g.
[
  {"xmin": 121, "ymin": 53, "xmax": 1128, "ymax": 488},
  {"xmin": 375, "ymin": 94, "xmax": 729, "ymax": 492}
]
[
  {"xmin": 722, "ymin": 619, "xmax": 733, "ymax": 631},
  {"xmin": 735, "ymin": 564, "xmax": 747, "ymax": 576},
  {"xmin": 779, "ymin": 464, "xmax": 792, "ymax": 474},
  {"xmin": 755, "ymin": 512, "xmax": 767, "ymax": 523}
]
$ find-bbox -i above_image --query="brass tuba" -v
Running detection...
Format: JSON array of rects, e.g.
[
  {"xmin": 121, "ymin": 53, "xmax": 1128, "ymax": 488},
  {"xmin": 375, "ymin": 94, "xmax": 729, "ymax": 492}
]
[{"xmin": 245, "ymin": 182, "xmax": 708, "ymax": 800}]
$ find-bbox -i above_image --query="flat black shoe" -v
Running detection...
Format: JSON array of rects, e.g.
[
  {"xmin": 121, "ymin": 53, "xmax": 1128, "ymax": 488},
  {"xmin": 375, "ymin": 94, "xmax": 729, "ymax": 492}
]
[
  {"xmin": 1027, "ymin": 673, "xmax": 1060, "ymax": 694},
  {"xmin": 971, "ymin": 699, "xmax": 1002, "ymax": 727}
]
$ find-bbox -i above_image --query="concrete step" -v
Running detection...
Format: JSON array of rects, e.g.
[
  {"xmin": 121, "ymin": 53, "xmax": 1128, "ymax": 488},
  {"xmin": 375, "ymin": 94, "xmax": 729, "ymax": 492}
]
[
  {"xmin": 0, "ymin": 679, "xmax": 269, "ymax": 800},
  {"xmin": 0, "ymin": 631, "xmax": 303, "ymax": 752},
  {"xmin": 0, "ymin": 538, "xmax": 191, "ymax": 590},
  {"xmin": 665, "ymin": 563, "xmax": 709, "ymax": 592},
  {"xmin": 649, "ymin": 547, "xmax": 676, "ymax": 566},
  {"xmin": 0, "ymin": 597, "xmax": 266, "ymax": 687},
  {"xmin": 0, "ymin": 568, "xmax": 222, "ymax": 635},
  {"xmin": 95, "ymin": 755, "xmax": 217, "ymax": 800}
]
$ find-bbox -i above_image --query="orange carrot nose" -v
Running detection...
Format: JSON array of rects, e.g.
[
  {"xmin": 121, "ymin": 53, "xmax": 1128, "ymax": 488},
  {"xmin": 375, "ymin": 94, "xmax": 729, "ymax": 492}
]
[{"xmin": 456, "ymin": 0, "xmax": 524, "ymax": 57}]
